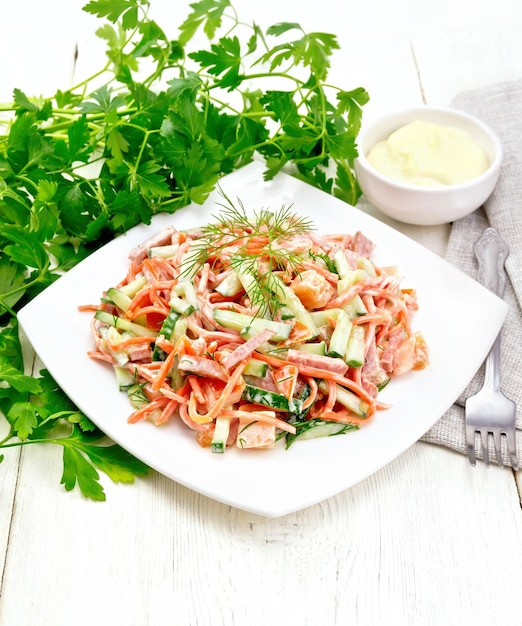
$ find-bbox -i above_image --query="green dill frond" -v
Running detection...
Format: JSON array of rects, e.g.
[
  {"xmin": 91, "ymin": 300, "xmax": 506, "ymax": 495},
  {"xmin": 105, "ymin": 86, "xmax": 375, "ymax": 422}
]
[
  {"xmin": 309, "ymin": 250, "xmax": 337, "ymax": 273},
  {"xmin": 180, "ymin": 190, "xmax": 315, "ymax": 317}
]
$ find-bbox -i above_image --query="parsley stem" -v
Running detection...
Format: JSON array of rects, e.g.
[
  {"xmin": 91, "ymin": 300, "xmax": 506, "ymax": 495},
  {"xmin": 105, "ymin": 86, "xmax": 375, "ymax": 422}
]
[
  {"xmin": 0, "ymin": 427, "xmax": 15, "ymax": 447},
  {"xmin": 240, "ymin": 71, "xmax": 306, "ymax": 87},
  {"xmin": 67, "ymin": 63, "xmax": 112, "ymax": 97},
  {"xmin": 0, "ymin": 270, "xmax": 49, "ymax": 305},
  {"xmin": 0, "ymin": 301, "xmax": 16, "ymax": 317},
  {"xmin": 14, "ymin": 174, "xmax": 39, "ymax": 191},
  {"xmin": 0, "ymin": 437, "xmax": 70, "ymax": 449}
]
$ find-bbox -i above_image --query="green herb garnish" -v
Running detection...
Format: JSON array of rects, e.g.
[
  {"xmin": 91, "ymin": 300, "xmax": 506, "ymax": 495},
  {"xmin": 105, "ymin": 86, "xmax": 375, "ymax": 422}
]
[
  {"xmin": 0, "ymin": 0, "xmax": 369, "ymax": 499},
  {"xmin": 185, "ymin": 190, "xmax": 313, "ymax": 315}
]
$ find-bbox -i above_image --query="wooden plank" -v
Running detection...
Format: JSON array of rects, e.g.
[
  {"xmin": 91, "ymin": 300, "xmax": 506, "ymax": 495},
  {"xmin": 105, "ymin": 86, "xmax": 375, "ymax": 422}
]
[
  {"xmin": 0, "ymin": 329, "xmax": 39, "ymax": 579},
  {"xmin": 0, "ymin": 444, "xmax": 20, "ymax": 579},
  {"xmin": 1, "ymin": 442, "xmax": 521, "ymax": 625},
  {"xmin": 412, "ymin": 30, "xmax": 522, "ymax": 107}
]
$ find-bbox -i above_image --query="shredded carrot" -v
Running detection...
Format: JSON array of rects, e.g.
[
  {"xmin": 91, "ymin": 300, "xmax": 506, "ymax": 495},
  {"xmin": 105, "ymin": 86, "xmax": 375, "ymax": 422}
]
[
  {"xmin": 323, "ymin": 379, "xmax": 337, "ymax": 412},
  {"xmin": 125, "ymin": 260, "xmax": 144, "ymax": 283},
  {"xmin": 157, "ymin": 386, "xmax": 190, "ymax": 403},
  {"xmin": 127, "ymin": 304, "xmax": 170, "ymax": 320},
  {"xmin": 128, "ymin": 397, "xmax": 169, "ymax": 423},
  {"xmin": 87, "ymin": 213, "xmax": 427, "ymax": 453},
  {"xmin": 319, "ymin": 409, "xmax": 374, "ymax": 426},
  {"xmin": 302, "ymin": 376, "xmax": 318, "ymax": 410},
  {"xmin": 151, "ymin": 347, "xmax": 177, "ymax": 391},
  {"xmin": 324, "ymin": 280, "xmax": 368, "ymax": 309},
  {"xmin": 154, "ymin": 337, "xmax": 175, "ymax": 354},
  {"xmin": 254, "ymin": 352, "xmax": 376, "ymax": 406},
  {"xmin": 124, "ymin": 288, "xmax": 151, "ymax": 316},
  {"xmin": 187, "ymin": 360, "xmax": 248, "ymax": 424},
  {"xmin": 107, "ymin": 335, "xmax": 156, "ymax": 351},
  {"xmin": 154, "ymin": 399, "xmax": 179, "ymax": 425},
  {"xmin": 187, "ymin": 375, "xmax": 207, "ymax": 405},
  {"xmin": 351, "ymin": 312, "xmax": 392, "ymax": 326},
  {"xmin": 220, "ymin": 406, "xmax": 296, "ymax": 434}
]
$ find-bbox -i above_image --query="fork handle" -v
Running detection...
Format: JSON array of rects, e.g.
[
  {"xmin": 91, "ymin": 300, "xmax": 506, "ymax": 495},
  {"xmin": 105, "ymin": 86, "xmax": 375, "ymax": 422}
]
[
  {"xmin": 473, "ymin": 227, "xmax": 509, "ymax": 298},
  {"xmin": 473, "ymin": 228, "xmax": 509, "ymax": 391}
]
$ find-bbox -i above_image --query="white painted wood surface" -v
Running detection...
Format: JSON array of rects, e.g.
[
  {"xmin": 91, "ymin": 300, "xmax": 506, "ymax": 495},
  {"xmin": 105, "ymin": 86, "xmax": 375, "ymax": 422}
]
[{"xmin": 1, "ymin": 1, "xmax": 522, "ymax": 625}]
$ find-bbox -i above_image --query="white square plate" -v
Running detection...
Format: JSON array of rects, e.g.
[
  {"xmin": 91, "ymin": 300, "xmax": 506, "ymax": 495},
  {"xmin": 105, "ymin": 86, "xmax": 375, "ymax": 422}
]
[{"xmin": 18, "ymin": 161, "xmax": 507, "ymax": 517}]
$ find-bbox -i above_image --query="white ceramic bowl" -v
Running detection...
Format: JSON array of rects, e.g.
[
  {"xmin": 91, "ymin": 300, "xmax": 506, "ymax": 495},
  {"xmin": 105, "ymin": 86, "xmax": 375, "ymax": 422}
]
[{"xmin": 354, "ymin": 106, "xmax": 503, "ymax": 225}]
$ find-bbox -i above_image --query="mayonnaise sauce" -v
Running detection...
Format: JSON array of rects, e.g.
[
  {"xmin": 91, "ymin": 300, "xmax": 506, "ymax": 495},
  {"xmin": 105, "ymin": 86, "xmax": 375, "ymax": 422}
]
[{"xmin": 367, "ymin": 120, "xmax": 489, "ymax": 186}]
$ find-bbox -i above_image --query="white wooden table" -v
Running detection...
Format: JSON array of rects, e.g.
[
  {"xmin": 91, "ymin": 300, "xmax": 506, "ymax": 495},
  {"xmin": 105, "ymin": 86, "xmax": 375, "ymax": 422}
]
[{"xmin": 2, "ymin": 1, "xmax": 522, "ymax": 624}]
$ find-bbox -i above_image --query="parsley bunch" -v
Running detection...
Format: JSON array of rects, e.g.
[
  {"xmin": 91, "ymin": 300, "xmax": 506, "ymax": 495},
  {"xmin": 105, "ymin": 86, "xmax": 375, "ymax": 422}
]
[{"xmin": 0, "ymin": 0, "xmax": 369, "ymax": 500}]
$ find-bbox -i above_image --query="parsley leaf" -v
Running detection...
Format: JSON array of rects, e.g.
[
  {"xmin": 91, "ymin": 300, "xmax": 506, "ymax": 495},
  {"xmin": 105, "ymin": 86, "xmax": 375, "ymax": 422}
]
[
  {"xmin": 189, "ymin": 36, "xmax": 243, "ymax": 90},
  {"xmin": 83, "ymin": 0, "xmax": 145, "ymax": 30},
  {"xmin": 59, "ymin": 427, "xmax": 149, "ymax": 501},
  {"xmin": 0, "ymin": 367, "xmax": 150, "ymax": 500},
  {"xmin": 61, "ymin": 443, "xmax": 106, "ymax": 500},
  {"xmin": 0, "ymin": 0, "xmax": 369, "ymax": 500},
  {"xmin": 0, "ymin": 360, "xmax": 41, "ymax": 394},
  {"xmin": 178, "ymin": 0, "xmax": 230, "ymax": 45}
]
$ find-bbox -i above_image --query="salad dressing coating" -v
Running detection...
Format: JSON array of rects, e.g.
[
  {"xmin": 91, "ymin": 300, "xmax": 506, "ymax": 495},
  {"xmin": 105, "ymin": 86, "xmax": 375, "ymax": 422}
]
[{"xmin": 86, "ymin": 203, "xmax": 429, "ymax": 452}]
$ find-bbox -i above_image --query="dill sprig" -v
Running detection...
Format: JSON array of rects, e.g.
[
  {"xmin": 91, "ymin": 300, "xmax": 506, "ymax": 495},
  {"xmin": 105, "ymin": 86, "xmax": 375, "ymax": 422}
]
[{"xmin": 185, "ymin": 190, "xmax": 315, "ymax": 316}]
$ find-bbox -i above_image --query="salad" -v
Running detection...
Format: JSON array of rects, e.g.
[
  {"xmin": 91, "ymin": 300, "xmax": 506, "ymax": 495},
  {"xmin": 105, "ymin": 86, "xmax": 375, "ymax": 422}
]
[{"xmin": 84, "ymin": 196, "xmax": 429, "ymax": 453}]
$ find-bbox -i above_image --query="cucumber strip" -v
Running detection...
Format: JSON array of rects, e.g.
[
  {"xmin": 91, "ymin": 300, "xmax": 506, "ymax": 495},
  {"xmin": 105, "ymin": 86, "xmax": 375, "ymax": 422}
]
[
  {"xmin": 345, "ymin": 324, "xmax": 366, "ymax": 368},
  {"xmin": 171, "ymin": 355, "xmax": 184, "ymax": 391},
  {"xmin": 243, "ymin": 358, "xmax": 269, "ymax": 377},
  {"xmin": 152, "ymin": 308, "xmax": 181, "ymax": 360},
  {"xmin": 279, "ymin": 305, "xmax": 295, "ymax": 320},
  {"xmin": 335, "ymin": 385, "xmax": 370, "ymax": 418},
  {"xmin": 94, "ymin": 309, "xmax": 158, "ymax": 338},
  {"xmin": 212, "ymin": 308, "xmax": 291, "ymax": 341},
  {"xmin": 104, "ymin": 326, "xmax": 130, "ymax": 366},
  {"xmin": 264, "ymin": 273, "xmax": 319, "ymax": 338},
  {"xmin": 148, "ymin": 243, "xmax": 179, "ymax": 258},
  {"xmin": 284, "ymin": 419, "xmax": 358, "ymax": 448},
  {"xmin": 233, "ymin": 262, "xmax": 260, "ymax": 305},
  {"xmin": 337, "ymin": 270, "xmax": 369, "ymax": 294},
  {"xmin": 211, "ymin": 416, "xmax": 231, "ymax": 453},
  {"xmin": 357, "ymin": 256, "xmax": 377, "ymax": 278},
  {"xmin": 238, "ymin": 326, "xmax": 275, "ymax": 349},
  {"xmin": 244, "ymin": 317, "xmax": 291, "ymax": 341},
  {"xmin": 293, "ymin": 341, "xmax": 327, "ymax": 356},
  {"xmin": 333, "ymin": 247, "xmax": 351, "ymax": 279},
  {"xmin": 309, "ymin": 308, "xmax": 342, "ymax": 327},
  {"xmin": 318, "ymin": 380, "xmax": 369, "ymax": 418},
  {"xmin": 243, "ymin": 385, "xmax": 303, "ymax": 414},
  {"xmin": 377, "ymin": 377, "xmax": 391, "ymax": 392},
  {"xmin": 342, "ymin": 294, "xmax": 368, "ymax": 319},
  {"xmin": 171, "ymin": 317, "xmax": 188, "ymax": 346},
  {"xmin": 328, "ymin": 310, "xmax": 352, "ymax": 359},
  {"xmin": 157, "ymin": 309, "xmax": 181, "ymax": 340},
  {"xmin": 171, "ymin": 281, "xmax": 199, "ymax": 311},
  {"xmin": 215, "ymin": 271, "xmax": 243, "ymax": 297},
  {"xmin": 334, "ymin": 246, "xmax": 374, "ymax": 288},
  {"xmin": 105, "ymin": 287, "xmax": 133, "ymax": 312},
  {"xmin": 168, "ymin": 295, "xmax": 195, "ymax": 316},
  {"xmin": 126, "ymin": 383, "xmax": 149, "ymax": 409},
  {"xmin": 118, "ymin": 275, "xmax": 147, "ymax": 298},
  {"xmin": 114, "ymin": 366, "xmax": 136, "ymax": 390}
]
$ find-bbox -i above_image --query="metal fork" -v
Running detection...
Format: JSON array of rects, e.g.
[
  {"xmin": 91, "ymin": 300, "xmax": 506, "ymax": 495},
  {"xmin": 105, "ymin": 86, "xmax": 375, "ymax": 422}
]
[{"xmin": 465, "ymin": 227, "xmax": 518, "ymax": 469}]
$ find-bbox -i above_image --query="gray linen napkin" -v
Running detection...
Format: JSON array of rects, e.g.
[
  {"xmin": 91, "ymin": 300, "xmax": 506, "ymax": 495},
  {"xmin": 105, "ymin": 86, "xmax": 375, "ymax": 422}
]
[{"xmin": 421, "ymin": 78, "xmax": 522, "ymax": 465}]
